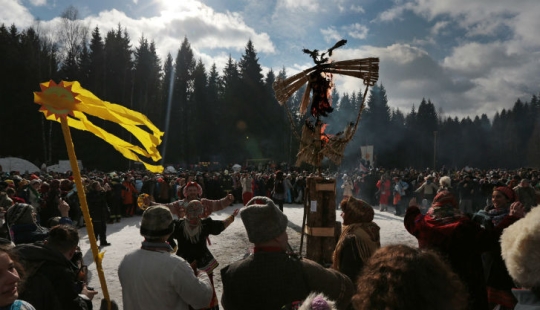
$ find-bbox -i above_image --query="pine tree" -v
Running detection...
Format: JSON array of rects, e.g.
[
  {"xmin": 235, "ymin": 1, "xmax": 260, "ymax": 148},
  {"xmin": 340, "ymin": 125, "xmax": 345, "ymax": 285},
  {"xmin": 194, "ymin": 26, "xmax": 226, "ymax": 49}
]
[
  {"xmin": 190, "ymin": 59, "xmax": 208, "ymax": 159},
  {"xmin": 362, "ymin": 84, "xmax": 391, "ymax": 167},
  {"xmin": 133, "ymin": 36, "xmax": 162, "ymax": 122},
  {"xmin": 88, "ymin": 27, "xmax": 105, "ymax": 96},
  {"xmin": 169, "ymin": 37, "xmax": 195, "ymax": 164}
]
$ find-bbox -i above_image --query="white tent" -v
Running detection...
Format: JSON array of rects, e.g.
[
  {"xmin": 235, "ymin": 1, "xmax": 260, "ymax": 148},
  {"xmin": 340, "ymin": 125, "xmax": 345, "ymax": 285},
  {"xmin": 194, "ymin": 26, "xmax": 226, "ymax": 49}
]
[
  {"xmin": 47, "ymin": 160, "xmax": 83, "ymax": 173},
  {"xmin": 0, "ymin": 157, "xmax": 40, "ymax": 173}
]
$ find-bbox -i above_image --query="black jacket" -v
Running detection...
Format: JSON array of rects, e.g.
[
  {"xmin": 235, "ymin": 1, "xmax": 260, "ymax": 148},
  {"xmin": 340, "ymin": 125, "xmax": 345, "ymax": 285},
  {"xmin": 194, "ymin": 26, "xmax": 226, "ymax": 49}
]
[{"xmin": 15, "ymin": 243, "xmax": 92, "ymax": 310}]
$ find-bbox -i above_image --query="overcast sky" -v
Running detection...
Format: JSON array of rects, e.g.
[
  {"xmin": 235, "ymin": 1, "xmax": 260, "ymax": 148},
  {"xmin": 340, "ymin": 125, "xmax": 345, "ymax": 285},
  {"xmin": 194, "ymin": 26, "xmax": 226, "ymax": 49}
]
[{"xmin": 2, "ymin": 0, "xmax": 539, "ymax": 119}]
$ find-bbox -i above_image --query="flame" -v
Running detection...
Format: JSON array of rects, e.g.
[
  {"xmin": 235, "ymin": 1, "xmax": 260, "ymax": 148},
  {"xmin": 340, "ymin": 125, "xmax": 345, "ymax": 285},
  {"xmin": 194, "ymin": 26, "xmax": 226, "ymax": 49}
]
[{"xmin": 320, "ymin": 123, "xmax": 329, "ymax": 144}]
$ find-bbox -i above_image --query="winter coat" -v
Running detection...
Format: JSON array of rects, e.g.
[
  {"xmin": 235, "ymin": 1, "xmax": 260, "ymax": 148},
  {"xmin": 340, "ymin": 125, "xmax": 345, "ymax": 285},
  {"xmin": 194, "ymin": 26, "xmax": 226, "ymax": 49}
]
[
  {"xmin": 15, "ymin": 244, "xmax": 91, "ymax": 310},
  {"xmin": 221, "ymin": 251, "xmax": 354, "ymax": 310},
  {"xmin": 87, "ymin": 189, "xmax": 109, "ymax": 223},
  {"xmin": 121, "ymin": 181, "xmax": 138, "ymax": 205},
  {"xmin": 376, "ymin": 179, "xmax": 392, "ymax": 205}
]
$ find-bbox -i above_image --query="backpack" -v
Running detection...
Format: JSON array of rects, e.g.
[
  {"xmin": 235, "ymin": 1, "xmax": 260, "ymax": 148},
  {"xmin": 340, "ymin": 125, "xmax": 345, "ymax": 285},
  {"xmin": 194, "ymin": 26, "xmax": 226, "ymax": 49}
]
[{"xmin": 274, "ymin": 180, "xmax": 285, "ymax": 194}]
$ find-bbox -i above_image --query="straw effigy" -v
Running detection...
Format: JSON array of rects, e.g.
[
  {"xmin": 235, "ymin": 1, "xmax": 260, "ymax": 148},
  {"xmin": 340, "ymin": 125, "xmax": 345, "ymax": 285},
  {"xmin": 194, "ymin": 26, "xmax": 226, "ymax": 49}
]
[{"xmin": 273, "ymin": 56, "xmax": 379, "ymax": 167}]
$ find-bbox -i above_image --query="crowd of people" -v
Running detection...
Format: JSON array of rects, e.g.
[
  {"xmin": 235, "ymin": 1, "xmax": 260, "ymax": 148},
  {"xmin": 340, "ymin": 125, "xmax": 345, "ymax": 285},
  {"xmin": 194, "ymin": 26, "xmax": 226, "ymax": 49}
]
[{"xmin": 0, "ymin": 163, "xmax": 540, "ymax": 309}]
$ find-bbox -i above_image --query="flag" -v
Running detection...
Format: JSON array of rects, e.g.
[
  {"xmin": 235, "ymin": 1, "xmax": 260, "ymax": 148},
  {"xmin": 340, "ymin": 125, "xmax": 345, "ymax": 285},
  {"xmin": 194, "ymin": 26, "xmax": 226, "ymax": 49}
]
[{"xmin": 34, "ymin": 80, "xmax": 164, "ymax": 172}]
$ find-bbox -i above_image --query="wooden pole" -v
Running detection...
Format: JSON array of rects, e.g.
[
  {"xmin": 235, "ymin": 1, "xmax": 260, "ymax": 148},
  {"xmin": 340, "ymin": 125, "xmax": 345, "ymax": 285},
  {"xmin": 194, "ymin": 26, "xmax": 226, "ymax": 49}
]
[
  {"xmin": 304, "ymin": 176, "xmax": 336, "ymax": 265},
  {"xmin": 60, "ymin": 118, "xmax": 112, "ymax": 310}
]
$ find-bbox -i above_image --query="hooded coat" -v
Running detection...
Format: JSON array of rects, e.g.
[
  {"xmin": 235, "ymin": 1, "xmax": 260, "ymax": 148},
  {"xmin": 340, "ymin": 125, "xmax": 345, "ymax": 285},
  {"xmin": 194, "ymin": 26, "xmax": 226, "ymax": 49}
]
[{"xmin": 15, "ymin": 243, "xmax": 91, "ymax": 310}]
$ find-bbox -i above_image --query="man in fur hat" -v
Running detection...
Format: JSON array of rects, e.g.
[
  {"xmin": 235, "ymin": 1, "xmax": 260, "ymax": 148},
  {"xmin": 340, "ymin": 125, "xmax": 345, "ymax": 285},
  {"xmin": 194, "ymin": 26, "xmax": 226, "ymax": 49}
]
[
  {"xmin": 220, "ymin": 196, "xmax": 354, "ymax": 310},
  {"xmin": 118, "ymin": 205, "xmax": 212, "ymax": 310}
]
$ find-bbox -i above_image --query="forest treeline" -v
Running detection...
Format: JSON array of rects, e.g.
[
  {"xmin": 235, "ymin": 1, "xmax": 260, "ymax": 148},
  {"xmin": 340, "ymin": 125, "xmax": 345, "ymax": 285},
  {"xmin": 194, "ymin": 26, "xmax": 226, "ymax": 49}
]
[{"xmin": 1, "ymin": 8, "xmax": 539, "ymax": 171}]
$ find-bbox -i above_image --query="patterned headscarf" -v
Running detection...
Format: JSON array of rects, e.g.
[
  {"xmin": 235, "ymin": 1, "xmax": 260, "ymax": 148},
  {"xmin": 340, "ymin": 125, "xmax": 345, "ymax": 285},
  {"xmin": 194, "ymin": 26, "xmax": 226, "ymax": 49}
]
[
  {"xmin": 182, "ymin": 200, "xmax": 203, "ymax": 243},
  {"xmin": 427, "ymin": 190, "xmax": 461, "ymax": 221}
]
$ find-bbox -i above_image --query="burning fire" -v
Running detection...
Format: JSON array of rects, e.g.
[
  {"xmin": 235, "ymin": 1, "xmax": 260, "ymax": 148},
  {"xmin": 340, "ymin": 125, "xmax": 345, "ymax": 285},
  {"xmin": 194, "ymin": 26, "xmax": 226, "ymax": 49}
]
[{"xmin": 320, "ymin": 123, "xmax": 329, "ymax": 145}]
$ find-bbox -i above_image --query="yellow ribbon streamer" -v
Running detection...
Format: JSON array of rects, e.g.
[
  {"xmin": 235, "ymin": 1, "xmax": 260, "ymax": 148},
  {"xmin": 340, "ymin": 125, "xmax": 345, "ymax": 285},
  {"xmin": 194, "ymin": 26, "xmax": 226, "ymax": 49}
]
[{"xmin": 34, "ymin": 80, "xmax": 164, "ymax": 172}]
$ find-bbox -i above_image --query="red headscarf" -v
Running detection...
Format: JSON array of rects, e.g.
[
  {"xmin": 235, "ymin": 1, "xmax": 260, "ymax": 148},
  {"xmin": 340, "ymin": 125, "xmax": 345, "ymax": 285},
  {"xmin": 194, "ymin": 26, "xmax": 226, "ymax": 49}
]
[
  {"xmin": 432, "ymin": 190, "xmax": 459, "ymax": 209},
  {"xmin": 183, "ymin": 181, "xmax": 203, "ymax": 198}
]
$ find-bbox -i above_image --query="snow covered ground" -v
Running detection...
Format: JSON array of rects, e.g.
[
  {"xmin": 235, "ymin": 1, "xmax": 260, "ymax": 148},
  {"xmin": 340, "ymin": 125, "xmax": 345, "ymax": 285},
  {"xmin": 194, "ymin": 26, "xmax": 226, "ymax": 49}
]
[{"xmin": 78, "ymin": 202, "xmax": 417, "ymax": 309}]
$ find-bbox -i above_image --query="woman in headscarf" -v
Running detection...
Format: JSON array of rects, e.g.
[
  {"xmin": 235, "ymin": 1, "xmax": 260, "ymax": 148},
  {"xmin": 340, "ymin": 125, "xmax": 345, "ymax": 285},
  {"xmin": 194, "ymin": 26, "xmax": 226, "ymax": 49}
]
[
  {"xmin": 169, "ymin": 200, "xmax": 239, "ymax": 310},
  {"xmin": 332, "ymin": 196, "xmax": 380, "ymax": 282},
  {"xmin": 472, "ymin": 186, "xmax": 525, "ymax": 310}
]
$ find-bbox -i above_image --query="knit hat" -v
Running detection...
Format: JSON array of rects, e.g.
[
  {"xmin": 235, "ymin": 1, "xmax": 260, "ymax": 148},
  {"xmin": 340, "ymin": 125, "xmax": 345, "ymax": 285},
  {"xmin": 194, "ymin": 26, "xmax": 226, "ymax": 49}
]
[
  {"xmin": 494, "ymin": 186, "xmax": 516, "ymax": 203},
  {"xmin": 183, "ymin": 181, "xmax": 203, "ymax": 198},
  {"xmin": 6, "ymin": 203, "xmax": 35, "ymax": 226},
  {"xmin": 241, "ymin": 196, "xmax": 288, "ymax": 244},
  {"xmin": 432, "ymin": 191, "xmax": 458, "ymax": 209},
  {"xmin": 140, "ymin": 205, "xmax": 174, "ymax": 239},
  {"xmin": 501, "ymin": 206, "xmax": 540, "ymax": 288}
]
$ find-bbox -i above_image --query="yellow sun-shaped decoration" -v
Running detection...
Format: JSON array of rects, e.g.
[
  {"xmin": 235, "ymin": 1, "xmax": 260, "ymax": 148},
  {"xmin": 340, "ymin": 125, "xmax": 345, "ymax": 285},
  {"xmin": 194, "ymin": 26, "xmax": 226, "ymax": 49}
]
[{"xmin": 34, "ymin": 80, "xmax": 80, "ymax": 119}]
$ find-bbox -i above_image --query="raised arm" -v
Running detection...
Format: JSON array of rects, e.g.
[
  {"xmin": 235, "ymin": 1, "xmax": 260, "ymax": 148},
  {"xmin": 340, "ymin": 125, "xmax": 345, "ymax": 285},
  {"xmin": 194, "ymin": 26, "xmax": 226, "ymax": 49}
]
[{"xmin": 201, "ymin": 194, "xmax": 234, "ymax": 217}]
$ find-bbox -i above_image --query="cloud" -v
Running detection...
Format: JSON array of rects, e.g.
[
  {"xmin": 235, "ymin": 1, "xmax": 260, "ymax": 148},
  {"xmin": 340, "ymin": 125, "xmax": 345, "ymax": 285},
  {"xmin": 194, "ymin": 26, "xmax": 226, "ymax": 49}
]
[
  {"xmin": 372, "ymin": 0, "xmax": 540, "ymax": 118},
  {"xmin": 0, "ymin": 0, "xmax": 36, "ymax": 26},
  {"xmin": 430, "ymin": 20, "xmax": 448, "ymax": 36},
  {"xmin": 29, "ymin": 0, "xmax": 46, "ymax": 5},
  {"xmin": 69, "ymin": 1, "xmax": 275, "ymax": 74},
  {"xmin": 277, "ymin": 0, "xmax": 319, "ymax": 12},
  {"xmin": 321, "ymin": 23, "xmax": 368, "ymax": 44},
  {"xmin": 350, "ymin": 5, "xmax": 365, "ymax": 14},
  {"xmin": 345, "ymin": 23, "xmax": 368, "ymax": 40},
  {"xmin": 321, "ymin": 27, "xmax": 342, "ymax": 43}
]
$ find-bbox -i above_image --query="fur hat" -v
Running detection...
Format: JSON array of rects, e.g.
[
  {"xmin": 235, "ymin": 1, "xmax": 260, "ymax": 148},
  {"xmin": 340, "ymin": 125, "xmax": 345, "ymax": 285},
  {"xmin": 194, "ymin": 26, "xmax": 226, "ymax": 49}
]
[
  {"xmin": 439, "ymin": 176, "xmax": 451, "ymax": 187},
  {"xmin": 501, "ymin": 206, "xmax": 540, "ymax": 288},
  {"xmin": 241, "ymin": 196, "xmax": 288, "ymax": 244},
  {"xmin": 140, "ymin": 205, "xmax": 174, "ymax": 239},
  {"xmin": 6, "ymin": 203, "xmax": 35, "ymax": 225},
  {"xmin": 340, "ymin": 196, "xmax": 374, "ymax": 223},
  {"xmin": 299, "ymin": 292, "xmax": 336, "ymax": 310}
]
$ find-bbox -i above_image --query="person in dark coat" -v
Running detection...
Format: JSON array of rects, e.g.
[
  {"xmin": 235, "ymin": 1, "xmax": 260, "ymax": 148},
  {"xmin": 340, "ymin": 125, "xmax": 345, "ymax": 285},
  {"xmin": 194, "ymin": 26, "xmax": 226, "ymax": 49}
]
[
  {"xmin": 220, "ymin": 196, "xmax": 354, "ymax": 310},
  {"xmin": 15, "ymin": 225, "xmax": 97, "ymax": 310},
  {"xmin": 86, "ymin": 181, "xmax": 110, "ymax": 247}
]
